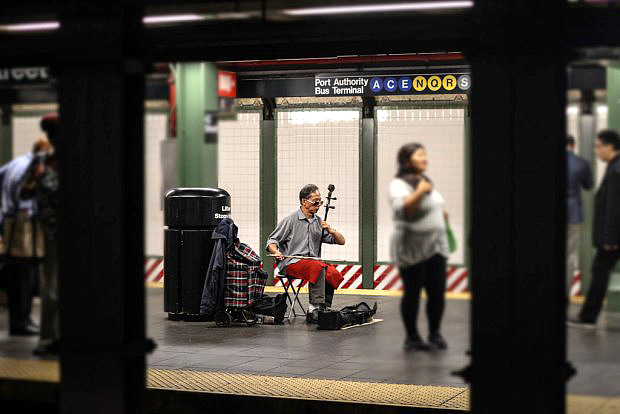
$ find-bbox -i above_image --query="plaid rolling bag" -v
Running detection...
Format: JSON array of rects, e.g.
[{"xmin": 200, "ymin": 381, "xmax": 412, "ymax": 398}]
[{"xmin": 223, "ymin": 243, "xmax": 268, "ymax": 309}]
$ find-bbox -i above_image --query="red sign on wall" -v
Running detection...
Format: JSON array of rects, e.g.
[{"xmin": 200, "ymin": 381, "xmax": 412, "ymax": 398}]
[{"xmin": 218, "ymin": 70, "xmax": 237, "ymax": 98}]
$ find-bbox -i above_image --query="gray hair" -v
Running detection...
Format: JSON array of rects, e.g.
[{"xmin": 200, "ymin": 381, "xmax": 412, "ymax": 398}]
[{"xmin": 299, "ymin": 184, "xmax": 319, "ymax": 203}]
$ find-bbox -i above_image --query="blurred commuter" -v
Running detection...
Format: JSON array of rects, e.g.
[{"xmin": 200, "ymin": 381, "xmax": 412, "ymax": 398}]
[
  {"xmin": 266, "ymin": 184, "xmax": 345, "ymax": 324},
  {"xmin": 389, "ymin": 143, "xmax": 450, "ymax": 351},
  {"xmin": 566, "ymin": 135, "xmax": 593, "ymax": 297},
  {"xmin": 0, "ymin": 138, "xmax": 51, "ymax": 336},
  {"xmin": 569, "ymin": 130, "xmax": 620, "ymax": 328},
  {"xmin": 20, "ymin": 113, "xmax": 60, "ymax": 355}
]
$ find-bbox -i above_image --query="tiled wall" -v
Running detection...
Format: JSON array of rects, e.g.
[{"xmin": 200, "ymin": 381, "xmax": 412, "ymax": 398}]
[
  {"xmin": 11, "ymin": 116, "xmax": 41, "ymax": 157},
  {"xmin": 276, "ymin": 110, "xmax": 360, "ymax": 262},
  {"xmin": 218, "ymin": 112, "xmax": 261, "ymax": 253},
  {"xmin": 145, "ymin": 113, "xmax": 168, "ymax": 257},
  {"xmin": 595, "ymin": 104, "xmax": 608, "ymax": 188},
  {"xmin": 376, "ymin": 107, "xmax": 466, "ymax": 265},
  {"xmin": 567, "ymin": 105, "xmax": 579, "ymax": 151},
  {"xmin": 11, "ymin": 112, "xmax": 169, "ymax": 257}
]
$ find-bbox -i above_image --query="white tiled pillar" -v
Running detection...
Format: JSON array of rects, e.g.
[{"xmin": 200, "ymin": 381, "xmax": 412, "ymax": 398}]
[
  {"xmin": 376, "ymin": 107, "xmax": 466, "ymax": 265},
  {"xmin": 218, "ymin": 112, "xmax": 261, "ymax": 253},
  {"xmin": 11, "ymin": 116, "xmax": 41, "ymax": 157},
  {"xmin": 144, "ymin": 113, "xmax": 168, "ymax": 257},
  {"xmin": 276, "ymin": 109, "xmax": 360, "ymax": 262}
]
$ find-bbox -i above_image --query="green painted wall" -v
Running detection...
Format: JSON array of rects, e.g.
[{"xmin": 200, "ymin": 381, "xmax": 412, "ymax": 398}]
[
  {"xmin": 361, "ymin": 117, "xmax": 376, "ymax": 289},
  {"xmin": 260, "ymin": 118, "xmax": 277, "ymax": 283},
  {"xmin": 176, "ymin": 62, "xmax": 218, "ymax": 187},
  {"xmin": 606, "ymin": 63, "xmax": 620, "ymax": 312}
]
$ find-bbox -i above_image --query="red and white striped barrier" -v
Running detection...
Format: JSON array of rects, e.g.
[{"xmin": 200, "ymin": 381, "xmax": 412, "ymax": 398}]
[
  {"xmin": 571, "ymin": 271, "xmax": 582, "ymax": 297},
  {"xmin": 372, "ymin": 265, "xmax": 469, "ymax": 292},
  {"xmin": 144, "ymin": 257, "xmax": 164, "ymax": 283},
  {"xmin": 274, "ymin": 265, "xmax": 470, "ymax": 292},
  {"xmin": 273, "ymin": 264, "xmax": 363, "ymax": 289},
  {"xmin": 144, "ymin": 257, "xmax": 583, "ymax": 296}
]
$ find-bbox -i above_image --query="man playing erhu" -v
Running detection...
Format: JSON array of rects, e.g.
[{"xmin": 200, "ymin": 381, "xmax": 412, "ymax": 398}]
[{"xmin": 266, "ymin": 184, "xmax": 345, "ymax": 324}]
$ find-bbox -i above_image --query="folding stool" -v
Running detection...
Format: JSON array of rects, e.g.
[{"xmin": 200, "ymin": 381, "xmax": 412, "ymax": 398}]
[{"xmin": 280, "ymin": 273, "xmax": 307, "ymax": 320}]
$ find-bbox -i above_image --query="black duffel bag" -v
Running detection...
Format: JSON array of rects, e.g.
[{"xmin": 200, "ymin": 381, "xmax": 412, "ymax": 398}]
[
  {"xmin": 249, "ymin": 293, "xmax": 288, "ymax": 324},
  {"xmin": 317, "ymin": 302, "xmax": 378, "ymax": 330}
]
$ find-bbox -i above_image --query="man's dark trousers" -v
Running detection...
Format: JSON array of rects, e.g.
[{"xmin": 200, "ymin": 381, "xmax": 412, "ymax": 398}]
[
  {"xmin": 579, "ymin": 248, "xmax": 620, "ymax": 323},
  {"xmin": 5, "ymin": 261, "xmax": 35, "ymax": 330}
]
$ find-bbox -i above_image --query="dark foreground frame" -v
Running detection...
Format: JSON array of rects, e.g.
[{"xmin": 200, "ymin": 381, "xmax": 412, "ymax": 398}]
[{"xmin": 1, "ymin": 1, "xmax": 618, "ymax": 413}]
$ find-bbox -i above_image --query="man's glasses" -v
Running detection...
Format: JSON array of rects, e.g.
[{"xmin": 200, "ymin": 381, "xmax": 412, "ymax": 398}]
[{"xmin": 305, "ymin": 199, "xmax": 324, "ymax": 207}]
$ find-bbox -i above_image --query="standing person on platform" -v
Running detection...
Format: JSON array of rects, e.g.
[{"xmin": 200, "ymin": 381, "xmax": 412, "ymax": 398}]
[
  {"xmin": 389, "ymin": 143, "xmax": 450, "ymax": 351},
  {"xmin": 20, "ymin": 113, "xmax": 60, "ymax": 354},
  {"xmin": 0, "ymin": 139, "xmax": 50, "ymax": 336},
  {"xmin": 570, "ymin": 130, "xmax": 620, "ymax": 328},
  {"xmin": 266, "ymin": 184, "xmax": 345, "ymax": 324},
  {"xmin": 566, "ymin": 135, "xmax": 593, "ymax": 298}
]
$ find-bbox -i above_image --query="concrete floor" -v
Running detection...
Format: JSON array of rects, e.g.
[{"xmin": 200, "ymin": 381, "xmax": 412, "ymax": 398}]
[
  {"xmin": 1, "ymin": 287, "xmax": 620, "ymax": 396},
  {"xmin": 146, "ymin": 288, "xmax": 470, "ymax": 386}
]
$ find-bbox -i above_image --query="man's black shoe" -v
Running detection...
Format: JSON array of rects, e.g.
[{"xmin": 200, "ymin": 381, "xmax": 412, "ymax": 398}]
[
  {"xmin": 306, "ymin": 309, "xmax": 319, "ymax": 324},
  {"xmin": 428, "ymin": 332, "xmax": 448, "ymax": 350},
  {"xmin": 567, "ymin": 317, "xmax": 596, "ymax": 329},
  {"xmin": 404, "ymin": 337, "xmax": 430, "ymax": 351},
  {"xmin": 10, "ymin": 324, "xmax": 40, "ymax": 336}
]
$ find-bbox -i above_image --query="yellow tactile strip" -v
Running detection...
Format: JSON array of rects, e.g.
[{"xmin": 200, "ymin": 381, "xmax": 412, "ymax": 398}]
[
  {"xmin": 0, "ymin": 357, "xmax": 59, "ymax": 382},
  {"xmin": 146, "ymin": 369, "xmax": 468, "ymax": 409},
  {"xmin": 0, "ymin": 357, "xmax": 466, "ymax": 409},
  {"xmin": 1, "ymin": 357, "xmax": 618, "ymax": 413},
  {"xmin": 566, "ymin": 396, "xmax": 620, "ymax": 414}
]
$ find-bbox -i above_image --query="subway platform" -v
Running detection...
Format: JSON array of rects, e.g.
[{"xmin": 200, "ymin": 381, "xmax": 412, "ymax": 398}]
[{"xmin": 1, "ymin": 287, "xmax": 620, "ymax": 412}]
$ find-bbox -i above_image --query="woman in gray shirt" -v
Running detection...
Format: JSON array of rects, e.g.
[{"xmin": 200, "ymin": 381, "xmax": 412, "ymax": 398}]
[{"xmin": 389, "ymin": 143, "xmax": 449, "ymax": 351}]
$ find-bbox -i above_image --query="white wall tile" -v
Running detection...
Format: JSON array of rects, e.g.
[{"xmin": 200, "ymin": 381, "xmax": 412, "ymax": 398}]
[
  {"xmin": 218, "ymin": 112, "xmax": 261, "ymax": 253},
  {"xmin": 145, "ymin": 113, "xmax": 168, "ymax": 257},
  {"xmin": 566, "ymin": 104, "xmax": 579, "ymax": 151},
  {"xmin": 11, "ymin": 113, "xmax": 169, "ymax": 257},
  {"xmin": 12, "ymin": 116, "xmax": 41, "ymax": 157},
  {"xmin": 376, "ymin": 108, "xmax": 466, "ymax": 265},
  {"xmin": 276, "ymin": 110, "xmax": 360, "ymax": 262},
  {"xmin": 595, "ymin": 104, "xmax": 608, "ymax": 189}
]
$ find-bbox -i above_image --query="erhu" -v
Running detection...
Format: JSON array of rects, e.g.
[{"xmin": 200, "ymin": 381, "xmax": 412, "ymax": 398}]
[{"xmin": 318, "ymin": 184, "xmax": 336, "ymax": 257}]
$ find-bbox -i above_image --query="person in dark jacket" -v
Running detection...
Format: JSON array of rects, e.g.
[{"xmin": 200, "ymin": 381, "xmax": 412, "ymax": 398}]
[
  {"xmin": 566, "ymin": 135, "xmax": 593, "ymax": 297},
  {"xmin": 200, "ymin": 218, "xmax": 238, "ymax": 319},
  {"xmin": 20, "ymin": 113, "xmax": 60, "ymax": 355},
  {"xmin": 569, "ymin": 129, "xmax": 620, "ymax": 327}
]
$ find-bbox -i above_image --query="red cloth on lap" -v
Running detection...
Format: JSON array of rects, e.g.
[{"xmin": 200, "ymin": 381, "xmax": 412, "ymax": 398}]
[{"xmin": 284, "ymin": 259, "xmax": 343, "ymax": 289}]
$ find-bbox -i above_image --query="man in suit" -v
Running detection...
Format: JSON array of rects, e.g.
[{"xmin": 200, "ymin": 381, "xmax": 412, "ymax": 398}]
[
  {"xmin": 569, "ymin": 129, "xmax": 620, "ymax": 327},
  {"xmin": 566, "ymin": 135, "xmax": 593, "ymax": 297}
]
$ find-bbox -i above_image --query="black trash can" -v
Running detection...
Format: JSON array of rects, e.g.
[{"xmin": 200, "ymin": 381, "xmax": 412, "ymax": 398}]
[{"xmin": 164, "ymin": 188, "xmax": 231, "ymax": 321}]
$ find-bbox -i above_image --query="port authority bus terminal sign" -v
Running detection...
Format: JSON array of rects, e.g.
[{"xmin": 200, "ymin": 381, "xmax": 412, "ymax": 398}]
[
  {"xmin": 237, "ymin": 72, "xmax": 470, "ymax": 98},
  {"xmin": 314, "ymin": 74, "xmax": 470, "ymax": 96}
]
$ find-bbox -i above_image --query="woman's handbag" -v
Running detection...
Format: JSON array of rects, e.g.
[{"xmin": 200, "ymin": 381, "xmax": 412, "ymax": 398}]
[{"xmin": 445, "ymin": 219, "xmax": 457, "ymax": 253}]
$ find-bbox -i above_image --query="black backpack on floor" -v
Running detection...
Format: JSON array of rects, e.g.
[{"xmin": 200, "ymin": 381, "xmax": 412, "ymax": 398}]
[
  {"xmin": 249, "ymin": 294, "xmax": 288, "ymax": 324},
  {"xmin": 317, "ymin": 302, "xmax": 378, "ymax": 330}
]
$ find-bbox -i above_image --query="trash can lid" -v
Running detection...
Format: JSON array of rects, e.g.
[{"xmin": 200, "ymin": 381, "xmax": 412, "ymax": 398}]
[{"xmin": 165, "ymin": 188, "xmax": 230, "ymax": 199}]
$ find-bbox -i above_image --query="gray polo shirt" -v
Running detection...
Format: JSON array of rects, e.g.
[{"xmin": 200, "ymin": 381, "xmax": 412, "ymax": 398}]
[{"xmin": 266, "ymin": 208, "xmax": 336, "ymax": 272}]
